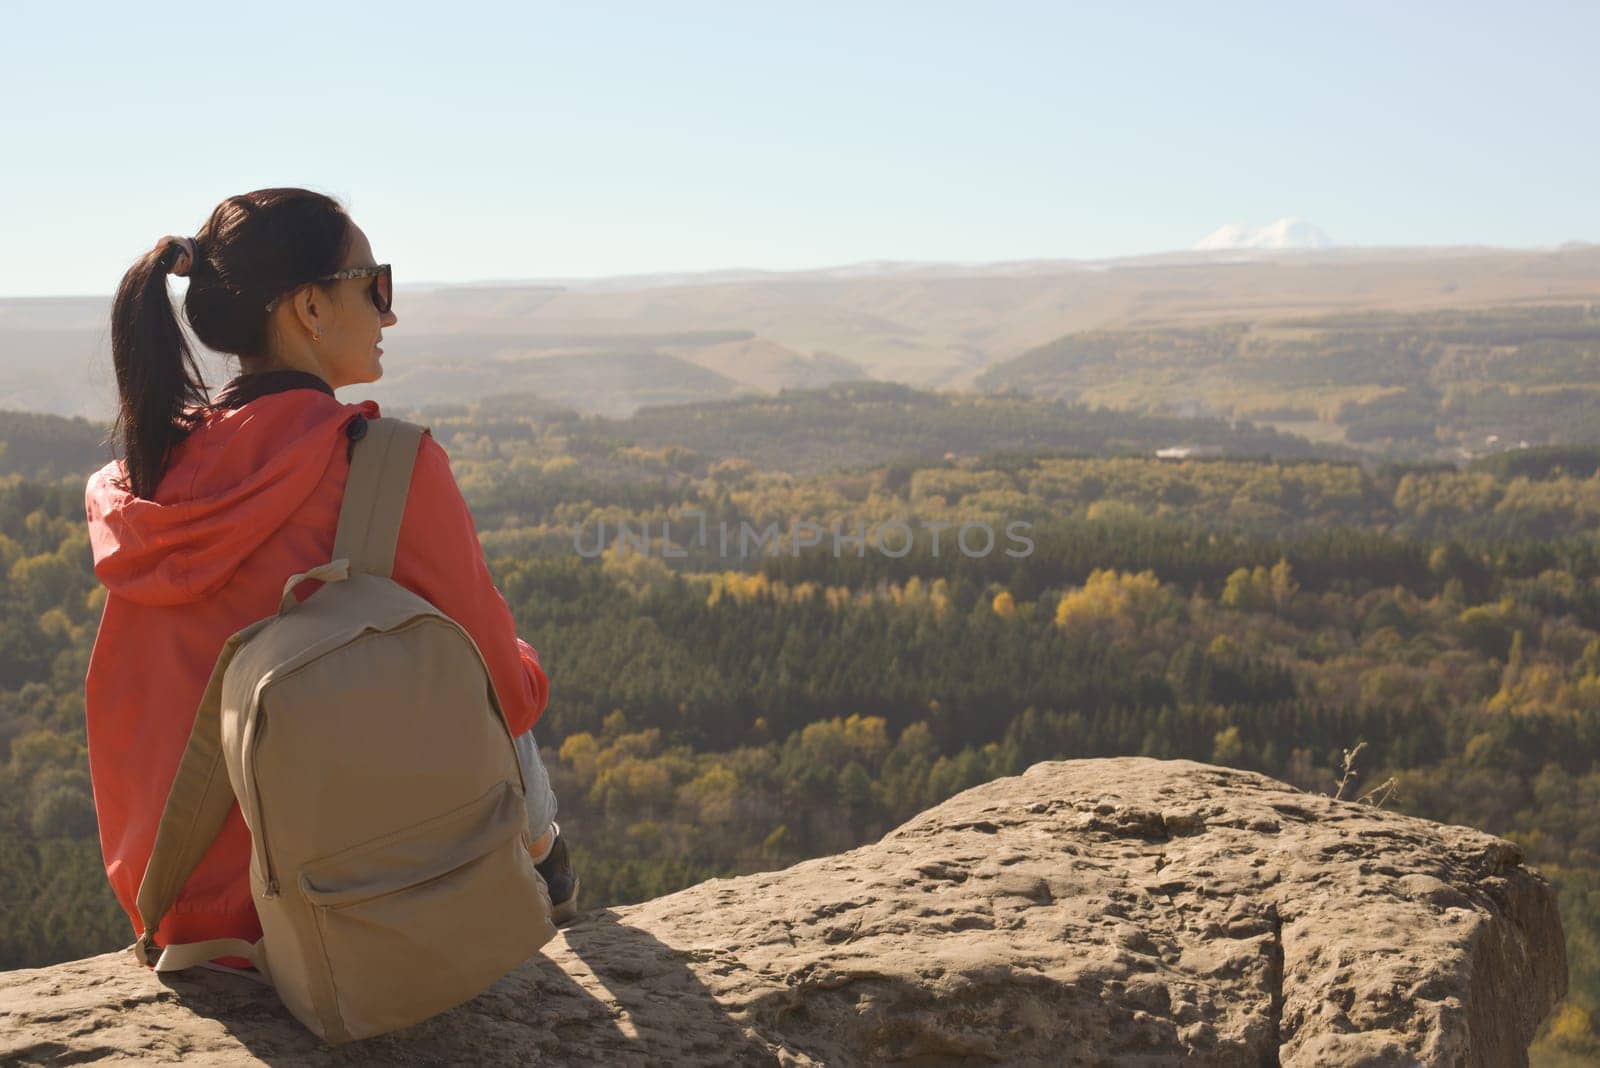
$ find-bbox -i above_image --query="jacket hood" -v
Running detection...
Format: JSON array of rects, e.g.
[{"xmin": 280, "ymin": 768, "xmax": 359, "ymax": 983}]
[{"xmin": 86, "ymin": 391, "xmax": 379, "ymax": 606}]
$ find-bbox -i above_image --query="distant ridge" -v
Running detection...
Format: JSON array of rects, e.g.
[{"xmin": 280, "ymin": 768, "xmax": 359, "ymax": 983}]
[
  {"xmin": 6, "ymin": 243, "xmax": 1599, "ymax": 422},
  {"xmin": 419, "ymin": 237, "xmax": 1600, "ymax": 296}
]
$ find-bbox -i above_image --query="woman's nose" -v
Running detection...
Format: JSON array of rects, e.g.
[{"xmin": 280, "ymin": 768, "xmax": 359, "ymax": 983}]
[{"xmin": 381, "ymin": 310, "xmax": 398, "ymax": 328}]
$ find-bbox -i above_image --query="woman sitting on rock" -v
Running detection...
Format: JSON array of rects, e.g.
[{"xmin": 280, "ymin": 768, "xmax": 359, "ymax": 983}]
[{"xmin": 83, "ymin": 187, "xmax": 577, "ymax": 973}]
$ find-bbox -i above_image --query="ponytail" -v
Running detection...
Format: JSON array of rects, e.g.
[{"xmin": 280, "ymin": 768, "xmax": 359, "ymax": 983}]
[
  {"xmin": 108, "ymin": 189, "xmax": 350, "ymax": 499},
  {"xmin": 110, "ymin": 239, "xmax": 211, "ymax": 499}
]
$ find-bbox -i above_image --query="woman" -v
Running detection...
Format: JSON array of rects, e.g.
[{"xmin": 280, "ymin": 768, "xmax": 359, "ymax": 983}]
[{"xmin": 84, "ymin": 187, "xmax": 577, "ymax": 969}]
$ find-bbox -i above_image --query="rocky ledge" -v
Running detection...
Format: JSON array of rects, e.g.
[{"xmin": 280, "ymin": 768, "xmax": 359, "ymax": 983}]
[{"xmin": 0, "ymin": 758, "xmax": 1567, "ymax": 1066}]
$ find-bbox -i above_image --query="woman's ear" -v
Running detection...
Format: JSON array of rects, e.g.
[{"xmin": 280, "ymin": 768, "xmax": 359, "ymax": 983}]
[{"xmin": 292, "ymin": 285, "xmax": 324, "ymax": 340}]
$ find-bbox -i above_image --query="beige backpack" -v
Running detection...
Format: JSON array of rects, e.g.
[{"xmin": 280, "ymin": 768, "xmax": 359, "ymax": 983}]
[{"xmin": 128, "ymin": 416, "xmax": 558, "ymax": 1044}]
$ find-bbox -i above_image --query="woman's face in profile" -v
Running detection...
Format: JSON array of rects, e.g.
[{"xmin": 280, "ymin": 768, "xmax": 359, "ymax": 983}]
[{"xmin": 317, "ymin": 222, "xmax": 398, "ymax": 389}]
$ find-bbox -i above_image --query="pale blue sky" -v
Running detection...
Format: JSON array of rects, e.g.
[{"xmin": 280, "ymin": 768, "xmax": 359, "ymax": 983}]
[{"xmin": 2, "ymin": 1, "xmax": 1595, "ymax": 296}]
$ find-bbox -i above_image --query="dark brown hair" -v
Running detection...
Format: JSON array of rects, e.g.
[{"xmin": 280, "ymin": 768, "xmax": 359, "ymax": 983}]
[{"xmin": 109, "ymin": 188, "xmax": 352, "ymax": 499}]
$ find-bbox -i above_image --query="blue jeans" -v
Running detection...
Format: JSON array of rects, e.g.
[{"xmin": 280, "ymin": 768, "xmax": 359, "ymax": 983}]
[{"xmin": 513, "ymin": 728, "xmax": 559, "ymax": 845}]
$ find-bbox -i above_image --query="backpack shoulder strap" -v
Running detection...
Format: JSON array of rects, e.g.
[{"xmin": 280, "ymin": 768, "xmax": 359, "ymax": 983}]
[
  {"xmin": 334, "ymin": 416, "xmax": 428, "ymax": 579},
  {"xmin": 129, "ymin": 618, "xmax": 271, "ymax": 973}
]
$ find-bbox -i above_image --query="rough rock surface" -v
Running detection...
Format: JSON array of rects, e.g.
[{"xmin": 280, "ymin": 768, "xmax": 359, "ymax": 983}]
[{"xmin": 0, "ymin": 758, "xmax": 1567, "ymax": 1066}]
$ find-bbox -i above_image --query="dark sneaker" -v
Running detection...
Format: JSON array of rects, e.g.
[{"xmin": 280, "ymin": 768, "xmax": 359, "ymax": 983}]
[{"xmin": 535, "ymin": 829, "xmax": 580, "ymax": 924}]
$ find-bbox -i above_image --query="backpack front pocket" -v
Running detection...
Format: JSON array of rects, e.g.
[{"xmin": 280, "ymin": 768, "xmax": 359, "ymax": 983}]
[{"xmin": 297, "ymin": 780, "xmax": 557, "ymax": 1042}]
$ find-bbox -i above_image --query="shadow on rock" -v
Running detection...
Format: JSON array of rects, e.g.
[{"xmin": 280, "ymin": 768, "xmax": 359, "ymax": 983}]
[{"xmin": 147, "ymin": 908, "xmax": 773, "ymax": 1066}]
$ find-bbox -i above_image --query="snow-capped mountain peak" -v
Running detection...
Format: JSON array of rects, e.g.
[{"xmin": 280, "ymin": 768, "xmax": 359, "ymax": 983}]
[{"xmin": 1194, "ymin": 218, "xmax": 1335, "ymax": 251}]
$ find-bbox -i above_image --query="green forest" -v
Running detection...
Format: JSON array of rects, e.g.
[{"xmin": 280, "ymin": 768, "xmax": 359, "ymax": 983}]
[{"xmin": 3, "ymin": 389, "xmax": 1599, "ymax": 1062}]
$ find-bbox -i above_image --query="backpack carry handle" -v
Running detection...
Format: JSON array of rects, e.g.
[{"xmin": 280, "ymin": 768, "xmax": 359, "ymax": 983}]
[{"xmin": 279, "ymin": 558, "xmax": 352, "ymax": 614}]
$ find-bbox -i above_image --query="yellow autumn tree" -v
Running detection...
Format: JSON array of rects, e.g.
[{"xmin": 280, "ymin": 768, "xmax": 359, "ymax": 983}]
[{"xmin": 1054, "ymin": 568, "xmax": 1173, "ymax": 636}]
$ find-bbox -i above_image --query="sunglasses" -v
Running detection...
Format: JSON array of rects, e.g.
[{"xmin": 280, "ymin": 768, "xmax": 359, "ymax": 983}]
[{"xmin": 265, "ymin": 263, "xmax": 393, "ymax": 315}]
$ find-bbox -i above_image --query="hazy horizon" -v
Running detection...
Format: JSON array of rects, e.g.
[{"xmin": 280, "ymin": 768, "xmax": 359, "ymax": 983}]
[{"xmin": 5, "ymin": 237, "xmax": 1596, "ymax": 302}]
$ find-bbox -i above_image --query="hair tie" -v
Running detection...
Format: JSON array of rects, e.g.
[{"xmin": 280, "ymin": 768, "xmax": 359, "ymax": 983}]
[{"xmin": 160, "ymin": 235, "xmax": 198, "ymax": 277}]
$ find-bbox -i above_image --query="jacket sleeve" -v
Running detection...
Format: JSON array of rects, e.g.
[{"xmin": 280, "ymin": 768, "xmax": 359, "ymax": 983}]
[{"xmin": 390, "ymin": 431, "xmax": 549, "ymax": 737}]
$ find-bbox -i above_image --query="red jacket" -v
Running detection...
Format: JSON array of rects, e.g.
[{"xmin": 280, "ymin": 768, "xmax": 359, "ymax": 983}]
[{"xmin": 84, "ymin": 374, "xmax": 548, "ymax": 954}]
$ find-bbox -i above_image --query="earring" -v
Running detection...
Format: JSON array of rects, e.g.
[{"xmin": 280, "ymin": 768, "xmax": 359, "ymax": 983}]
[{"xmin": 313, "ymin": 330, "xmax": 322, "ymax": 342}]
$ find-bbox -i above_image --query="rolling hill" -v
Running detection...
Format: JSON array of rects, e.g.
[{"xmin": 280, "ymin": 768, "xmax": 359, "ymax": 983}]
[{"xmin": 4, "ymin": 244, "xmax": 1599, "ymax": 422}]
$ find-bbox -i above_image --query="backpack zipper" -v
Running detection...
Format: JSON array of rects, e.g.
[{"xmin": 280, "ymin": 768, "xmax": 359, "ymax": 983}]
[{"xmin": 242, "ymin": 705, "xmax": 279, "ymax": 898}]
